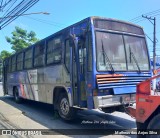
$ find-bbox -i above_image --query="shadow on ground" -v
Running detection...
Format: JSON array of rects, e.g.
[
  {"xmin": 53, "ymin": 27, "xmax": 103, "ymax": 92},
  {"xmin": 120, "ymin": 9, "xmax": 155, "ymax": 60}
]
[{"xmin": 0, "ymin": 96, "xmax": 136, "ymax": 137}]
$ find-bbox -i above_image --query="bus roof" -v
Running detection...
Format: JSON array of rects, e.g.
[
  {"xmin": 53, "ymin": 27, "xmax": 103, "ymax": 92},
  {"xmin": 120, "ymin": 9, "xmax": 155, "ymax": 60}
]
[
  {"xmin": 90, "ymin": 16, "xmax": 143, "ymax": 29},
  {"xmin": 4, "ymin": 16, "xmax": 143, "ymax": 60}
]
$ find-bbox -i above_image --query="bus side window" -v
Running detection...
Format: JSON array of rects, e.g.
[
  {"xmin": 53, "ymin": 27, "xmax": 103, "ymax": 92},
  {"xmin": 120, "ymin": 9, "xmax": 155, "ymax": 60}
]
[
  {"xmin": 17, "ymin": 52, "xmax": 23, "ymax": 70},
  {"xmin": 34, "ymin": 42, "xmax": 45, "ymax": 67},
  {"xmin": 79, "ymin": 47, "xmax": 86, "ymax": 74},
  {"xmin": 47, "ymin": 36, "xmax": 62, "ymax": 64},
  {"xmin": 24, "ymin": 48, "xmax": 33, "ymax": 69},
  {"xmin": 65, "ymin": 40, "xmax": 70, "ymax": 72},
  {"xmin": 11, "ymin": 56, "xmax": 16, "ymax": 72}
]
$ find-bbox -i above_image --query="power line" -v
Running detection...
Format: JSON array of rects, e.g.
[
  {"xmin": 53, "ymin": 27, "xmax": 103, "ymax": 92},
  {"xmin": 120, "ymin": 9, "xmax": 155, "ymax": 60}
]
[
  {"xmin": 130, "ymin": 9, "xmax": 160, "ymax": 21},
  {"xmin": 3, "ymin": 0, "xmax": 17, "ymax": 15},
  {"xmin": 0, "ymin": 0, "xmax": 39, "ymax": 29},
  {"xmin": 134, "ymin": 19, "xmax": 145, "ymax": 23},
  {"xmin": 129, "ymin": 9, "xmax": 160, "ymax": 23},
  {"xmin": 0, "ymin": 0, "xmax": 13, "ymax": 12},
  {"xmin": 134, "ymin": 13, "xmax": 160, "ymax": 23},
  {"xmin": 24, "ymin": 16, "xmax": 66, "ymax": 28}
]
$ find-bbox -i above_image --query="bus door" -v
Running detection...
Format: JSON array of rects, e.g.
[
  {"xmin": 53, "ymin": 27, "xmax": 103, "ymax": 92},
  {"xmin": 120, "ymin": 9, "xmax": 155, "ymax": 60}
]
[
  {"xmin": 68, "ymin": 36, "xmax": 87, "ymax": 107},
  {"xmin": 77, "ymin": 38, "xmax": 87, "ymax": 105},
  {"xmin": 73, "ymin": 37, "xmax": 87, "ymax": 106},
  {"xmin": 65, "ymin": 38, "xmax": 77, "ymax": 105}
]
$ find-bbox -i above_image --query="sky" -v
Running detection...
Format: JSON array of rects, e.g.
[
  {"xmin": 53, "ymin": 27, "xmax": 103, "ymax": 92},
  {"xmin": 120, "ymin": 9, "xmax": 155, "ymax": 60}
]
[{"xmin": 0, "ymin": 0, "xmax": 160, "ymax": 58}]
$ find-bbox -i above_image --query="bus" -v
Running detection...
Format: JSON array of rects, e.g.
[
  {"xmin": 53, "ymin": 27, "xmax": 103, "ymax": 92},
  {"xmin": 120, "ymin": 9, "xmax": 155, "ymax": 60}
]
[{"xmin": 2, "ymin": 16, "xmax": 152, "ymax": 120}]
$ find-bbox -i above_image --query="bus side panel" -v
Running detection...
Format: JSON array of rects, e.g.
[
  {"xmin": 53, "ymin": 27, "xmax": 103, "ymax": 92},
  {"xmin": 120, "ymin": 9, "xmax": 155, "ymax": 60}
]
[
  {"xmin": 6, "ymin": 65, "xmax": 72, "ymax": 105},
  {"xmin": 43, "ymin": 65, "xmax": 71, "ymax": 104},
  {"xmin": 7, "ymin": 73, "xmax": 17, "ymax": 96}
]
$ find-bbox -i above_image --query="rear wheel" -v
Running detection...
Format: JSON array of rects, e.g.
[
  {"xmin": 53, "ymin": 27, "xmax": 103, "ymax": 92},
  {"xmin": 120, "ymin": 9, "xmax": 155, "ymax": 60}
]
[
  {"xmin": 13, "ymin": 87, "xmax": 22, "ymax": 103},
  {"xmin": 146, "ymin": 114, "xmax": 160, "ymax": 138},
  {"xmin": 58, "ymin": 93, "xmax": 76, "ymax": 121}
]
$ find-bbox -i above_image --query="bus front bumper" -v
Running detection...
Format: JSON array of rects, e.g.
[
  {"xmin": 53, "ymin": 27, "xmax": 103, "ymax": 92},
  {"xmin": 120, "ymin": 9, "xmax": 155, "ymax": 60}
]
[{"xmin": 93, "ymin": 94, "xmax": 135, "ymax": 108}]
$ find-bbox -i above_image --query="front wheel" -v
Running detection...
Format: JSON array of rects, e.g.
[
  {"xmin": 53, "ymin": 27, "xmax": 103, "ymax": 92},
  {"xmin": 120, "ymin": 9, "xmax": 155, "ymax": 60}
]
[{"xmin": 58, "ymin": 93, "xmax": 76, "ymax": 121}]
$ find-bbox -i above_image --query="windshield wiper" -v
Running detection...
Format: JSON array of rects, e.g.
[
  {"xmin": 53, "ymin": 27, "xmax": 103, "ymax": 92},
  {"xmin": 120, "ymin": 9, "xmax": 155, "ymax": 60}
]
[
  {"xmin": 101, "ymin": 39, "xmax": 114, "ymax": 73},
  {"xmin": 129, "ymin": 46, "xmax": 141, "ymax": 73}
]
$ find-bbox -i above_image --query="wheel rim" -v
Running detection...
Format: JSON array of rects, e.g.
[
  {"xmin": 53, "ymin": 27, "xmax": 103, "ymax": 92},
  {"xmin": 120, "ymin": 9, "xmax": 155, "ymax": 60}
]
[{"xmin": 60, "ymin": 98, "xmax": 69, "ymax": 116}]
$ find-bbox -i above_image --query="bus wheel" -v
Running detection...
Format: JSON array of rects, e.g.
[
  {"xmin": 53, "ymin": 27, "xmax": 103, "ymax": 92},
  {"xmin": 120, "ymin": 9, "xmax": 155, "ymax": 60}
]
[
  {"xmin": 136, "ymin": 121, "xmax": 147, "ymax": 129},
  {"xmin": 147, "ymin": 114, "xmax": 160, "ymax": 129},
  {"xmin": 136, "ymin": 121, "xmax": 147, "ymax": 138},
  {"xmin": 146, "ymin": 114, "xmax": 160, "ymax": 138},
  {"xmin": 58, "ymin": 93, "xmax": 76, "ymax": 121},
  {"xmin": 14, "ymin": 87, "xmax": 22, "ymax": 103}
]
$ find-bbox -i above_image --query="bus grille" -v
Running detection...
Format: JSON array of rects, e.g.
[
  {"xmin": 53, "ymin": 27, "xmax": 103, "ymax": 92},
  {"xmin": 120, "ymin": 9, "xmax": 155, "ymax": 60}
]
[{"xmin": 96, "ymin": 74, "xmax": 151, "ymax": 89}]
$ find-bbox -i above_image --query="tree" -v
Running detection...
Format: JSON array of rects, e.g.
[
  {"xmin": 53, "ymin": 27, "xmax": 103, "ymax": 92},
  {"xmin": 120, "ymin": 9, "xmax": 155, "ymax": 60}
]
[
  {"xmin": 0, "ymin": 50, "xmax": 12, "ymax": 60},
  {"xmin": 5, "ymin": 26, "xmax": 39, "ymax": 52}
]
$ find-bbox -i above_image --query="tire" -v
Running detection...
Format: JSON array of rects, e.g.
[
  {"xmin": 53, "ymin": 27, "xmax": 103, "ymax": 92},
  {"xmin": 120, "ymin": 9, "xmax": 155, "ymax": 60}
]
[
  {"xmin": 136, "ymin": 122, "xmax": 147, "ymax": 138},
  {"xmin": 146, "ymin": 114, "xmax": 160, "ymax": 138},
  {"xmin": 58, "ymin": 93, "xmax": 76, "ymax": 121},
  {"xmin": 136, "ymin": 121, "xmax": 147, "ymax": 129},
  {"xmin": 13, "ymin": 87, "xmax": 22, "ymax": 103}
]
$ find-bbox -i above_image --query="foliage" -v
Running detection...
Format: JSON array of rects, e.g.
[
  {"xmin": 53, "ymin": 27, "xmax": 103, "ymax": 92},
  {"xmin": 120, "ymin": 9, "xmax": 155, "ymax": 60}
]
[
  {"xmin": 5, "ymin": 26, "xmax": 39, "ymax": 52},
  {"xmin": 0, "ymin": 26, "xmax": 38, "ymax": 61},
  {"xmin": 0, "ymin": 50, "xmax": 12, "ymax": 61}
]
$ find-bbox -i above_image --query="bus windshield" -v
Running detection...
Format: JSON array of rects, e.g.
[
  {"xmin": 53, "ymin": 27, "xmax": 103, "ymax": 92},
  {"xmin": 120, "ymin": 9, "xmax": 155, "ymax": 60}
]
[{"xmin": 96, "ymin": 31, "xmax": 149, "ymax": 71}]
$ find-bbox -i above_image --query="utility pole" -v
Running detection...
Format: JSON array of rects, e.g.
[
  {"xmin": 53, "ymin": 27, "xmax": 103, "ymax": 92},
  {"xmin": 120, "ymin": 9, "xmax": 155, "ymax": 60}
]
[
  {"xmin": 142, "ymin": 15, "xmax": 156, "ymax": 92},
  {"xmin": 142, "ymin": 15, "xmax": 156, "ymax": 74}
]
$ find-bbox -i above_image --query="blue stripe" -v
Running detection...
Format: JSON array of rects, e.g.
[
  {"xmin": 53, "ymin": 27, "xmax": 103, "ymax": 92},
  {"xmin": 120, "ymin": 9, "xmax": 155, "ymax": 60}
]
[{"xmin": 98, "ymin": 85, "xmax": 136, "ymax": 89}]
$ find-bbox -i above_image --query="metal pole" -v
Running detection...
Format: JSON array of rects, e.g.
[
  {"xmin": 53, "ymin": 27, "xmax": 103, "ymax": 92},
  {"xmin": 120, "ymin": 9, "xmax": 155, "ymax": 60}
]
[
  {"xmin": 0, "ymin": 12, "xmax": 50, "ymax": 19},
  {"xmin": 153, "ymin": 17, "xmax": 156, "ymax": 73},
  {"xmin": 142, "ymin": 15, "xmax": 156, "ymax": 73},
  {"xmin": 142, "ymin": 15, "xmax": 156, "ymax": 91}
]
